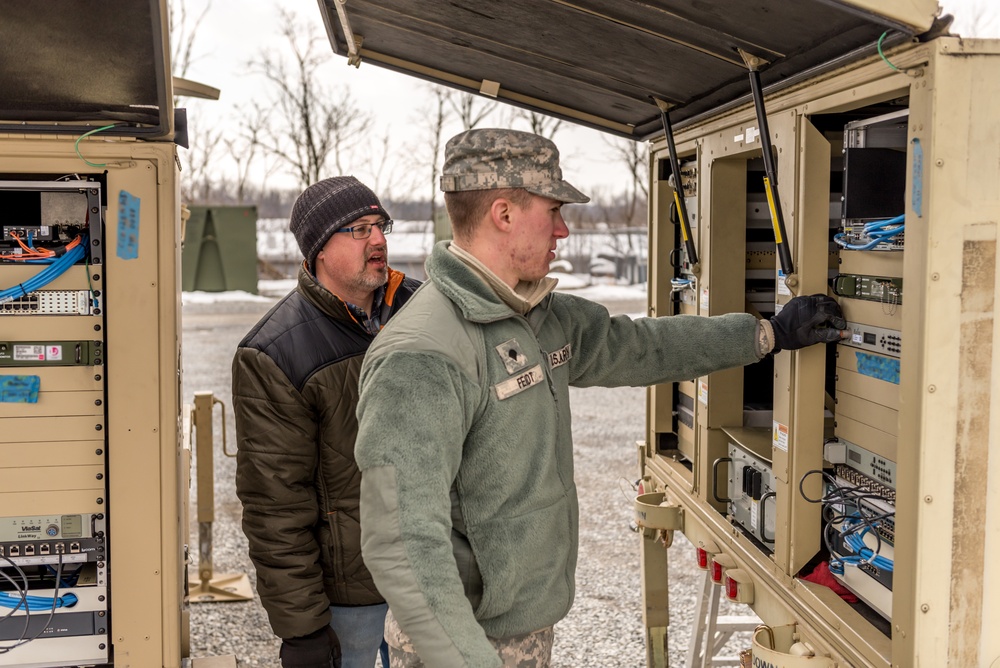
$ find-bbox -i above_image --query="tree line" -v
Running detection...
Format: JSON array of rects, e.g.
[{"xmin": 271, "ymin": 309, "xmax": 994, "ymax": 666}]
[{"xmin": 171, "ymin": 3, "xmax": 649, "ymax": 227}]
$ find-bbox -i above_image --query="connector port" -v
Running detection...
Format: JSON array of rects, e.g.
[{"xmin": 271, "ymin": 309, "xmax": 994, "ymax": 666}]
[
  {"xmin": 23, "ymin": 544, "xmax": 35, "ymax": 556},
  {"xmin": 69, "ymin": 542, "xmax": 81, "ymax": 554},
  {"xmin": 860, "ymin": 562, "xmax": 881, "ymax": 578},
  {"xmin": 55, "ymin": 542, "xmax": 66, "ymax": 554},
  {"xmin": 39, "ymin": 543, "xmax": 51, "ymax": 555},
  {"xmin": 9, "ymin": 545, "xmax": 19, "ymax": 557},
  {"xmin": 875, "ymin": 520, "xmax": 895, "ymax": 545}
]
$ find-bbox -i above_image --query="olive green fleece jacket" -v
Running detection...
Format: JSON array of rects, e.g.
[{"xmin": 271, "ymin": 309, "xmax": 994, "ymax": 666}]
[{"xmin": 355, "ymin": 242, "xmax": 761, "ymax": 667}]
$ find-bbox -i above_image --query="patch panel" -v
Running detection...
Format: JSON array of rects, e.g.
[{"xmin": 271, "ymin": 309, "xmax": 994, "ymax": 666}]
[
  {"xmin": 0, "ymin": 290, "xmax": 96, "ymax": 315},
  {"xmin": 834, "ymin": 466, "xmax": 896, "ymax": 506}
]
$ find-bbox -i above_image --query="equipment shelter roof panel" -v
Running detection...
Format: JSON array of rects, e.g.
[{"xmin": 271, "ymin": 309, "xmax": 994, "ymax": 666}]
[{"xmin": 318, "ymin": 0, "xmax": 943, "ymax": 139}]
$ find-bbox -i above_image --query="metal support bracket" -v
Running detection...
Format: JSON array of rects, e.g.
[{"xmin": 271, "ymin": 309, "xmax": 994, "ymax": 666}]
[
  {"xmin": 736, "ymin": 50, "xmax": 797, "ymax": 290},
  {"xmin": 653, "ymin": 97, "xmax": 700, "ymax": 269},
  {"xmin": 187, "ymin": 391, "xmax": 252, "ymax": 603}
]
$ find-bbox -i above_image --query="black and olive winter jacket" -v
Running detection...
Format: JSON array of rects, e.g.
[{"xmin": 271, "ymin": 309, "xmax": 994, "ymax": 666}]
[{"xmin": 233, "ymin": 264, "xmax": 419, "ymax": 639}]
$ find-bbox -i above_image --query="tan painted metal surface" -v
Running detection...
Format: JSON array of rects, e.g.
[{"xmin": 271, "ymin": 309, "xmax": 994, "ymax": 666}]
[{"xmin": 642, "ymin": 37, "xmax": 1000, "ymax": 668}]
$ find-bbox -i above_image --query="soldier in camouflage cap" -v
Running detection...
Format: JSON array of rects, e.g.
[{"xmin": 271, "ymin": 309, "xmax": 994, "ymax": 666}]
[
  {"xmin": 355, "ymin": 127, "xmax": 845, "ymax": 668},
  {"xmin": 440, "ymin": 128, "xmax": 589, "ymax": 204}
]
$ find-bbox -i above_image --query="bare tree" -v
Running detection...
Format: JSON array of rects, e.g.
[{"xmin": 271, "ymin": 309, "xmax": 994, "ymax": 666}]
[
  {"xmin": 421, "ymin": 87, "xmax": 450, "ymax": 237},
  {"xmin": 447, "ymin": 91, "xmax": 498, "ymax": 131},
  {"xmin": 181, "ymin": 107, "xmax": 224, "ymax": 204},
  {"xmin": 252, "ymin": 8, "xmax": 372, "ymax": 189},
  {"xmin": 605, "ymin": 137, "xmax": 649, "ymax": 228},
  {"xmin": 366, "ymin": 129, "xmax": 403, "ymax": 201},
  {"xmin": 224, "ymin": 102, "xmax": 278, "ymax": 205},
  {"xmin": 169, "ymin": 0, "xmax": 213, "ymax": 106},
  {"xmin": 170, "ymin": 0, "xmax": 220, "ymax": 202},
  {"xmin": 516, "ymin": 110, "xmax": 563, "ymax": 139}
]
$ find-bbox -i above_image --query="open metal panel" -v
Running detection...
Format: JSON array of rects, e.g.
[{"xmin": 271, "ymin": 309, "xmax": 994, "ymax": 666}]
[
  {"xmin": 317, "ymin": 0, "xmax": 944, "ymax": 139},
  {"xmin": 0, "ymin": 0, "xmax": 173, "ymax": 138}
]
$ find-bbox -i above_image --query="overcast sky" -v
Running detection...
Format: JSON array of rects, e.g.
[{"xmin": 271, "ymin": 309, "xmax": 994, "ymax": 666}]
[{"xmin": 179, "ymin": 0, "xmax": 999, "ymax": 198}]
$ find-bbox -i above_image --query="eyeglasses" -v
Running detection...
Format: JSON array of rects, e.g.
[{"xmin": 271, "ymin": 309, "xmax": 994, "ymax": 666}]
[{"xmin": 334, "ymin": 220, "xmax": 393, "ymax": 240}]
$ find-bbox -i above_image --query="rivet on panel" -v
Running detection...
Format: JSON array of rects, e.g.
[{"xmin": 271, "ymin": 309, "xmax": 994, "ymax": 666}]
[
  {"xmin": 931, "ymin": 273, "xmax": 940, "ymax": 281},
  {"xmin": 924, "ymin": 495, "xmax": 933, "ymax": 503},
  {"xmin": 935, "ymin": 159, "xmax": 944, "ymax": 167},
  {"xmin": 928, "ymin": 385, "xmax": 936, "ymax": 393},
  {"xmin": 921, "ymin": 604, "xmax": 930, "ymax": 612}
]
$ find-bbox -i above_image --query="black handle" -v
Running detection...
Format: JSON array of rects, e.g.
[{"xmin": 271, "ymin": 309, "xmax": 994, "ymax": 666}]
[
  {"xmin": 712, "ymin": 457, "xmax": 732, "ymax": 503},
  {"xmin": 759, "ymin": 491, "xmax": 777, "ymax": 544}
]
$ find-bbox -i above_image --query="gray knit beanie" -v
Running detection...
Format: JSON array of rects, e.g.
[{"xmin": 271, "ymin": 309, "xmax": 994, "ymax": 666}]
[{"xmin": 289, "ymin": 176, "xmax": 390, "ymax": 271}]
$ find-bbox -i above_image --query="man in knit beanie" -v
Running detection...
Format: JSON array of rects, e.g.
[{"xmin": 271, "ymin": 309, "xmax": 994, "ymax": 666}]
[{"xmin": 233, "ymin": 176, "xmax": 421, "ymax": 668}]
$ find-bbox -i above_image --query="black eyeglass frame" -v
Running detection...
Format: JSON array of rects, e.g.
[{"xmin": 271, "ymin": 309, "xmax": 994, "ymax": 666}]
[{"xmin": 334, "ymin": 220, "xmax": 394, "ymax": 239}]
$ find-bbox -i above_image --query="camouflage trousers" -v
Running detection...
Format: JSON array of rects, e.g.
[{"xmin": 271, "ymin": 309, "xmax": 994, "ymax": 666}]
[{"xmin": 384, "ymin": 609, "xmax": 554, "ymax": 667}]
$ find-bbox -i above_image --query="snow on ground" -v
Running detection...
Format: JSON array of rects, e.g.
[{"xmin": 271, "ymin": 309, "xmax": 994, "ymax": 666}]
[
  {"xmin": 185, "ymin": 275, "xmax": 646, "ymax": 304},
  {"xmin": 181, "ymin": 289, "xmax": 273, "ymax": 305}
]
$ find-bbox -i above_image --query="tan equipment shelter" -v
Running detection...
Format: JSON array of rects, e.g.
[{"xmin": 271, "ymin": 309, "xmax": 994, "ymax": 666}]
[
  {"xmin": 0, "ymin": 2, "xmax": 226, "ymax": 666},
  {"xmin": 317, "ymin": 1, "xmax": 1000, "ymax": 666}
]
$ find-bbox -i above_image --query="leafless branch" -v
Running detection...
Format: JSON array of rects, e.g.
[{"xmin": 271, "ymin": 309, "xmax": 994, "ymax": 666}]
[
  {"xmin": 516, "ymin": 110, "xmax": 564, "ymax": 139},
  {"xmin": 250, "ymin": 8, "xmax": 372, "ymax": 189},
  {"xmin": 447, "ymin": 91, "xmax": 499, "ymax": 131}
]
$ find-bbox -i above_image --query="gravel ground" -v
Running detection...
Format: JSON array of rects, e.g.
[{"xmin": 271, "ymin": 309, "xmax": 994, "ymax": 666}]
[{"xmin": 181, "ymin": 291, "xmax": 754, "ymax": 667}]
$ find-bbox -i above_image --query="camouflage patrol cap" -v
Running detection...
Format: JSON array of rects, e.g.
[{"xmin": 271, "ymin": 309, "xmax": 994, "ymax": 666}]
[{"xmin": 440, "ymin": 128, "xmax": 590, "ymax": 204}]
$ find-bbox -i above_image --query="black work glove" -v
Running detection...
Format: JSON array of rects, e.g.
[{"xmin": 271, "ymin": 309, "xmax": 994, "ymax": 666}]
[
  {"xmin": 279, "ymin": 626, "xmax": 342, "ymax": 668},
  {"xmin": 769, "ymin": 294, "xmax": 846, "ymax": 353}
]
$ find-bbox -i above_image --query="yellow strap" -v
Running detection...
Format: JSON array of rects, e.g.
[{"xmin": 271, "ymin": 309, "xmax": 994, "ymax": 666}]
[
  {"xmin": 673, "ymin": 191, "xmax": 689, "ymax": 242},
  {"xmin": 763, "ymin": 177, "xmax": 783, "ymax": 244}
]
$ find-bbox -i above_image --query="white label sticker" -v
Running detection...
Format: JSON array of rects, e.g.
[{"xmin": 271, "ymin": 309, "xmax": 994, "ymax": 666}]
[
  {"xmin": 852, "ymin": 333, "xmax": 863, "ymax": 343},
  {"xmin": 494, "ymin": 364, "xmax": 545, "ymax": 400},
  {"xmin": 733, "ymin": 132, "xmax": 745, "ymax": 142},
  {"xmin": 698, "ymin": 380, "xmax": 708, "ymax": 406},
  {"xmin": 14, "ymin": 345, "xmax": 45, "ymax": 362},
  {"xmin": 773, "ymin": 420, "xmax": 789, "ymax": 452},
  {"xmin": 700, "ymin": 287, "xmax": 710, "ymax": 311},
  {"xmin": 777, "ymin": 271, "xmax": 792, "ymax": 296},
  {"xmin": 46, "ymin": 345, "xmax": 63, "ymax": 361},
  {"xmin": 746, "ymin": 127, "xmax": 760, "ymax": 143},
  {"xmin": 750, "ymin": 499, "xmax": 759, "ymax": 531}
]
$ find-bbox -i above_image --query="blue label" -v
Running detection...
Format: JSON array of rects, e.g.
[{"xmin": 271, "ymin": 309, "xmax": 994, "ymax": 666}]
[
  {"xmin": 117, "ymin": 190, "xmax": 140, "ymax": 260},
  {"xmin": 855, "ymin": 352, "xmax": 900, "ymax": 385},
  {"xmin": 0, "ymin": 375, "xmax": 40, "ymax": 403},
  {"xmin": 911, "ymin": 138, "xmax": 923, "ymax": 217}
]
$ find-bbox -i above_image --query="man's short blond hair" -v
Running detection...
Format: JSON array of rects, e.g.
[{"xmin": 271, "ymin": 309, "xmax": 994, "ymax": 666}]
[{"xmin": 444, "ymin": 188, "xmax": 533, "ymax": 242}]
